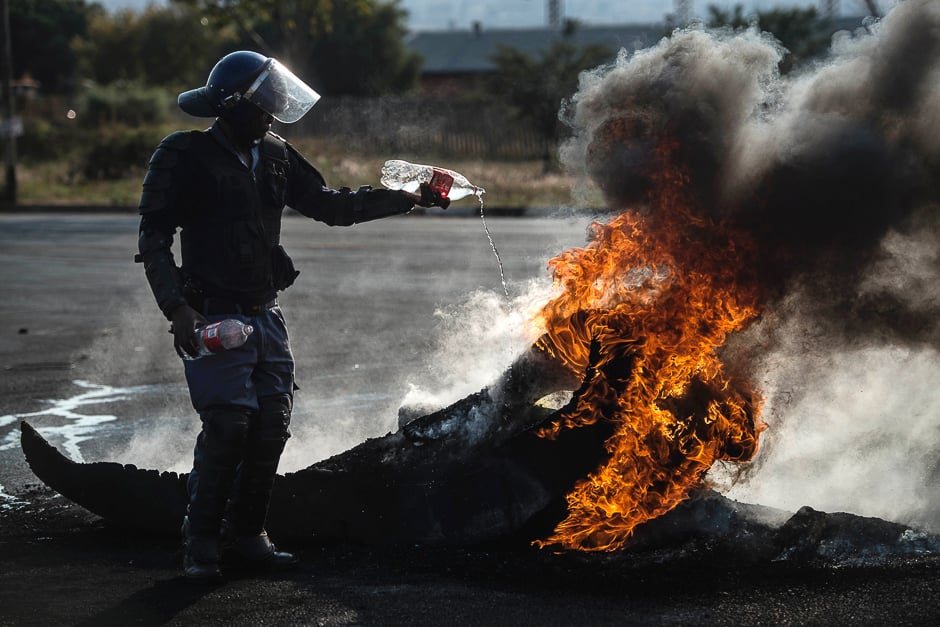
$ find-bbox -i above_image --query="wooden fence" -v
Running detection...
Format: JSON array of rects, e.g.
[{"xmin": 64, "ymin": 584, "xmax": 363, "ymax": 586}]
[{"xmin": 284, "ymin": 96, "xmax": 553, "ymax": 160}]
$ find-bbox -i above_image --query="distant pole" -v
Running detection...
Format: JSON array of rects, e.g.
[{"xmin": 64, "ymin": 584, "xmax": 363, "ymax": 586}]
[
  {"xmin": 0, "ymin": 0, "xmax": 15, "ymax": 209},
  {"xmin": 548, "ymin": 0, "xmax": 561, "ymax": 28}
]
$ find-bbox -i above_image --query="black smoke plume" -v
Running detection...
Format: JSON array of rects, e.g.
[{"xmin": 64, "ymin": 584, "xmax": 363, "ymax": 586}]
[{"xmin": 560, "ymin": 0, "xmax": 940, "ymax": 349}]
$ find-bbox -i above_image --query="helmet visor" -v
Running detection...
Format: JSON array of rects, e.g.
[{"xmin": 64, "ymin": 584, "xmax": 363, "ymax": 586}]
[{"xmin": 243, "ymin": 60, "xmax": 320, "ymax": 123}]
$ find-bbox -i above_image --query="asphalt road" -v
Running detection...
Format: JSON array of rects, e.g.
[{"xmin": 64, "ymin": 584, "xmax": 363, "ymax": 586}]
[
  {"xmin": 0, "ymin": 210, "xmax": 592, "ymax": 485},
  {"xmin": 2, "ymin": 212, "xmax": 939, "ymax": 626}
]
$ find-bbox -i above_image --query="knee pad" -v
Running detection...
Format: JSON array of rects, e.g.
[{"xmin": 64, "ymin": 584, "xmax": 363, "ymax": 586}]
[
  {"xmin": 256, "ymin": 394, "xmax": 292, "ymax": 442},
  {"xmin": 239, "ymin": 395, "xmax": 291, "ymax": 473},
  {"xmin": 228, "ymin": 396, "xmax": 291, "ymax": 535},
  {"xmin": 188, "ymin": 406, "xmax": 253, "ymax": 535},
  {"xmin": 198, "ymin": 406, "xmax": 253, "ymax": 464}
]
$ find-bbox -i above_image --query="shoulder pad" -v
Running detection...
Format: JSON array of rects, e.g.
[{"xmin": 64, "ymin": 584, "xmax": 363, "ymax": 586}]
[
  {"xmin": 261, "ymin": 132, "xmax": 288, "ymax": 163},
  {"xmin": 160, "ymin": 131, "xmax": 193, "ymax": 150},
  {"xmin": 148, "ymin": 131, "xmax": 194, "ymax": 169}
]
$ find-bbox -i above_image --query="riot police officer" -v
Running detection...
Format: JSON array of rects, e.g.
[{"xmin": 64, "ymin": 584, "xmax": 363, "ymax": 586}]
[{"xmin": 136, "ymin": 51, "xmax": 448, "ymax": 581}]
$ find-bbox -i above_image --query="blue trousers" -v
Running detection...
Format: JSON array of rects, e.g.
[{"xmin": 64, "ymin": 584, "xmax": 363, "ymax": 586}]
[
  {"xmin": 182, "ymin": 306, "xmax": 295, "ymax": 536},
  {"xmin": 183, "ymin": 306, "xmax": 295, "ymax": 412}
]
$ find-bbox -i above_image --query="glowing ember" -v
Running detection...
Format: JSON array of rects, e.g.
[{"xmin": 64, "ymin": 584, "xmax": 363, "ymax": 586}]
[{"xmin": 530, "ymin": 142, "xmax": 766, "ymax": 551}]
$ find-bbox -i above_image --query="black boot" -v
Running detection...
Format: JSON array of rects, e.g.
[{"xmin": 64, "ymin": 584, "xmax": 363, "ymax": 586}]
[
  {"xmin": 183, "ymin": 407, "xmax": 251, "ymax": 581},
  {"xmin": 227, "ymin": 395, "xmax": 292, "ymax": 542},
  {"xmin": 225, "ymin": 528, "xmax": 299, "ymax": 569},
  {"xmin": 181, "ymin": 516, "xmax": 223, "ymax": 583},
  {"xmin": 220, "ymin": 396, "xmax": 297, "ymax": 571}
]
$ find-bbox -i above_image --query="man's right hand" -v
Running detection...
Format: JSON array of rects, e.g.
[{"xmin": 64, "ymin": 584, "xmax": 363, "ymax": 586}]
[{"xmin": 170, "ymin": 304, "xmax": 207, "ymax": 359}]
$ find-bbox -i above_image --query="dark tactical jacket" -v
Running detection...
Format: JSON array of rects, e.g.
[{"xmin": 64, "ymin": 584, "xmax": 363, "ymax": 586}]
[{"xmin": 137, "ymin": 122, "xmax": 412, "ymax": 318}]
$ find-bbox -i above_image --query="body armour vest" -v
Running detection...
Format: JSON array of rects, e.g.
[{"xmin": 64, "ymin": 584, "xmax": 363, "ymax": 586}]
[{"xmin": 171, "ymin": 130, "xmax": 290, "ymax": 304}]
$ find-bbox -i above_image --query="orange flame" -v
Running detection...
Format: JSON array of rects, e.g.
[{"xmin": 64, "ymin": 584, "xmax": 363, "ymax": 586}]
[{"xmin": 531, "ymin": 142, "xmax": 766, "ymax": 551}]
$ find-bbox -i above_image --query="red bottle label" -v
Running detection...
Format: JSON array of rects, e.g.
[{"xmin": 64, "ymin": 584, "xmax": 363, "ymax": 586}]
[
  {"xmin": 429, "ymin": 169, "xmax": 454, "ymax": 198},
  {"xmin": 201, "ymin": 322, "xmax": 225, "ymax": 353}
]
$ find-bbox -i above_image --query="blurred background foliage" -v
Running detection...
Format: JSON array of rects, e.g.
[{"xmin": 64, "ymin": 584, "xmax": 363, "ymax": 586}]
[{"xmin": 4, "ymin": 0, "xmax": 860, "ymax": 206}]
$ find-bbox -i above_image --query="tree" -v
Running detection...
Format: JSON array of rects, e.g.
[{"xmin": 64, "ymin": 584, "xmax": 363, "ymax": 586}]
[
  {"xmin": 707, "ymin": 4, "xmax": 832, "ymax": 74},
  {"xmin": 309, "ymin": 1, "xmax": 420, "ymax": 95},
  {"xmin": 174, "ymin": 0, "xmax": 421, "ymax": 96},
  {"xmin": 706, "ymin": 4, "xmax": 748, "ymax": 30},
  {"xmin": 136, "ymin": 7, "xmax": 237, "ymax": 89},
  {"xmin": 9, "ymin": 0, "xmax": 95, "ymax": 94},
  {"xmin": 74, "ymin": 5, "xmax": 235, "ymax": 91},
  {"xmin": 488, "ymin": 33, "xmax": 613, "ymax": 166}
]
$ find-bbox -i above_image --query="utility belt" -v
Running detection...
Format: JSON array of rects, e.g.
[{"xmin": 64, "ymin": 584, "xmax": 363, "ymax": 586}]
[{"xmin": 189, "ymin": 295, "xmax": 278, "ymax": 317}]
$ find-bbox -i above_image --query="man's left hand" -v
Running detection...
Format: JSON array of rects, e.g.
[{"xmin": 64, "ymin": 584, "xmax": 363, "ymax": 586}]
[{"xmin": 415, "ymin": 183, "xmax": 451, "ymax": 209}]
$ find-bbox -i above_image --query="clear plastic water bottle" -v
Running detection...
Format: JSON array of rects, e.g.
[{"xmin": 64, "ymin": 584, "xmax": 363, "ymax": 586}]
[
  {"xmin": 380, "ymin": 159, "xmax": 485, "ymax": 201},
  {"xmin": 182, "ymin": 319, "xmax": 254, "ymax": 361}
]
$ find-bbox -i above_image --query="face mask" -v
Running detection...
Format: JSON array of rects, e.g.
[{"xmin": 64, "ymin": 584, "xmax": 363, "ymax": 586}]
[{"xmin": 221, "ymin": 100, "xmax": 272, "ymax": 147}]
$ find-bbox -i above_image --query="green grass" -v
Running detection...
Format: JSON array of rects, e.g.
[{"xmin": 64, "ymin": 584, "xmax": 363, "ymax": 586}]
[
  {"xmin": 16, "ymin": 161, "xmax": 146, "ymax": 207},
  {"xmin": 14, "ymin": 136, "xmax": 606, "ymax": 210}
]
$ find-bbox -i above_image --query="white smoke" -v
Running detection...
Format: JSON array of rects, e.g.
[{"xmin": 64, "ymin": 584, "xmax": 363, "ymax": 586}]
[
  {"xmin": 715, "ymin": 342, "xmax": 940, "ymax": 532},
  {"xmin": 398, "ymin": 283, "xmax": 552, "ymax": 413},
  {"xmin": 277, "ymin": 281, "xmax": 555, "ymax": 472}
]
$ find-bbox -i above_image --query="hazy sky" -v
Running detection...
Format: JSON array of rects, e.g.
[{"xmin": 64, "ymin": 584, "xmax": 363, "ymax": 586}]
[
  {"xmin": 400, "ymin": 0, "xmax": 878, "ymax": 30},
  {"xmin": 100, "ymin": 1, "xmax": 889, "ymax": 31}
]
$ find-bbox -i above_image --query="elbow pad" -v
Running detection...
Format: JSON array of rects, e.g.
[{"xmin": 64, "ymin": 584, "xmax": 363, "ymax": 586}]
[
  {"xmin": 136, "ymin": 229, "xmax": 186, "ymax": 319},
  {"xmin": 350, "ymin": 186, "xmax": 414, "ymax": 224}
]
